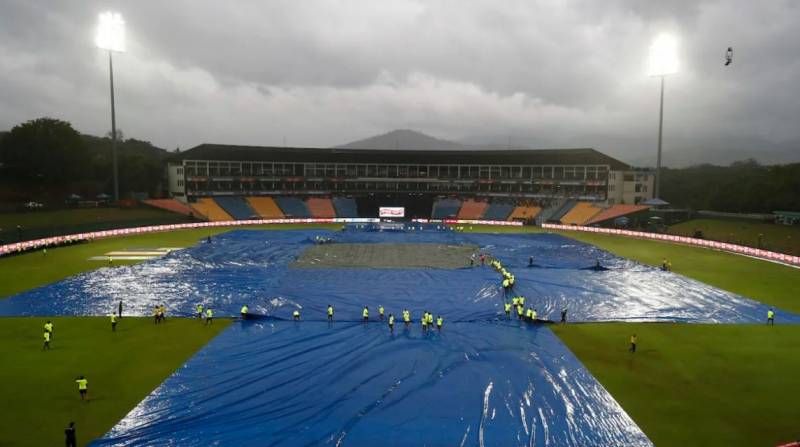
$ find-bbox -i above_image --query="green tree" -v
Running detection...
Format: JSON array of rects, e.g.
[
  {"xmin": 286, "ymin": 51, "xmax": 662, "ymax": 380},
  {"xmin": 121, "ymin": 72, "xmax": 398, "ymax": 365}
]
[{"xmin": 0, "ymin": 118, "xmax": 90, "ymax": 184}]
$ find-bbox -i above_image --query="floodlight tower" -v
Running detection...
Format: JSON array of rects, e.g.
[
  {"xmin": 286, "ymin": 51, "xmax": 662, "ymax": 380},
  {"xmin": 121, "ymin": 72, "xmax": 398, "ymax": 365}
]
[
  {"xmin": 647, "ymin": 34, "xmax": 678, "ymax": 200},
  {"xmin": 95, "ymin": 12, "xmax": 126, "ymax": 202}
]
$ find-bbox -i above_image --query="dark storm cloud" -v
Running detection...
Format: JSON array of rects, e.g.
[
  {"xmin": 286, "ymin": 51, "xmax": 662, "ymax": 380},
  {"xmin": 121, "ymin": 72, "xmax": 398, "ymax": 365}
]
[{"xmin": 0, "ymin": 0, "xmax": 799, "ymax": 156}]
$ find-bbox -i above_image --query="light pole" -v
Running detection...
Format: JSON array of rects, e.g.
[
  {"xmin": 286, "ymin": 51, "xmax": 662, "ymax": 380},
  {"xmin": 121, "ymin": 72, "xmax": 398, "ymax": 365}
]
[
  {"xmin": 647, "ymin": 34, "xmax": 678, "ymax": 200},
  {"xmin": 95, "ymin": 12, "xmax": 126, "ymax": 202}
]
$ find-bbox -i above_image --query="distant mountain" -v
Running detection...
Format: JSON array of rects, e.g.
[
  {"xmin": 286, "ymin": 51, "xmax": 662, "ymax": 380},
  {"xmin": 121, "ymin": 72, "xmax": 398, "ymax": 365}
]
[
  {"xmin": 339, "ymin": 129, "xmax": 800, "ymax": 167},
  {"xmin": 338, "ymin": 129, "xmax": 466, "ymax": 150}
]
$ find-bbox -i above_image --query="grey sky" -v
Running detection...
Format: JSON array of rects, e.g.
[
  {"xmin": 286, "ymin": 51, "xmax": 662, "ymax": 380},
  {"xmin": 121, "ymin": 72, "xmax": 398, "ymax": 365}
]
[{"xmin": 1, "ymin": 0, "xmax": 799, "ymax": 154}]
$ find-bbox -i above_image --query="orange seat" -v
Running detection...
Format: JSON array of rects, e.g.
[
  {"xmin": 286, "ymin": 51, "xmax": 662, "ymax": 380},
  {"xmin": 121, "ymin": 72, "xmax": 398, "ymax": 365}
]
[
  {"xmin": 189, "ymin": 198, "xmax": 233, "ymax": 222},
  {"xmin": 246, "ymin": 197, "xmax": 285, "ymax": 219},
  {"xmin": 457, "ymin": 199, "xmax": 488, "ymax": 219},
  {"xmin": 306, "ymin": 197, "xmax": 336, "ymax": 218},
  {"xmin": 560, "ymin": 202, "xmax": 603, "ymax": 225},
  {"xmin": 508, "ymin": 205, "xmax": 542, "ymax": 221}
]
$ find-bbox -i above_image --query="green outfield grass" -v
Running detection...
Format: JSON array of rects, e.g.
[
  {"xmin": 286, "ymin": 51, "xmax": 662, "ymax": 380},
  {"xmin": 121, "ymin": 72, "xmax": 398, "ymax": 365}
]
[
  {"xmin": 668, "ymin": 218, "xmax": 800, "ymax": 256},
  {"xmin": 0, "ymin": 207, "xmax": 195, "ymax": 241},
  {"xmin": 464, "ymin": 224, "xmax": 800, "ymax": 314},
  {"xmin": 0, "ymin": 316, "xmax": 230, "ymax": 447},
  {"xmin": 0, "ymin": 224, "xmax": 342, "ymax": 299},
  {"xmin": 552, "ymin": 323, "xmax": 800, "ymax": 447}
]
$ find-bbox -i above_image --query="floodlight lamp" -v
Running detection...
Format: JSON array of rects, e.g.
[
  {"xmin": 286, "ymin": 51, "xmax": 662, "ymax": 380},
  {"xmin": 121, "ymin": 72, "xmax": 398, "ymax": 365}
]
[
  {"xmin": 647, "ymin": 34, "xmax": 678, "ymax": 76},
  {"xmin": 95, "ymin": 12, "xmax": 125, "ymax": 52}
]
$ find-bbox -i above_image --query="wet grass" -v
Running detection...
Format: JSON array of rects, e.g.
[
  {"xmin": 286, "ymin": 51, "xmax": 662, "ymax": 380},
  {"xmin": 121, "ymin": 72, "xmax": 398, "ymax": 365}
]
[
  {"xmin": 0, "ymin": 224, "xmax": 342, "ymax": 299},
  {"xmin": 668, "ymin": 218, "xmax": 800, "ymax": 256},
  {"xmin": 552, "ymin": 323, "xmax": 800, "ymax": 447},
  {"xmin": 0, "ymin": 316, "xmax": 230, "ymax": 447}
]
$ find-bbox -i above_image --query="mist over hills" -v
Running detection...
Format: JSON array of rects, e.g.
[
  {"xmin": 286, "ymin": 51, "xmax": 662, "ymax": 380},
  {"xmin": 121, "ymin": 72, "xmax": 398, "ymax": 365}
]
[{"xmin": 338, "ymin": 129, "xmax": 800, "ymax": 167}]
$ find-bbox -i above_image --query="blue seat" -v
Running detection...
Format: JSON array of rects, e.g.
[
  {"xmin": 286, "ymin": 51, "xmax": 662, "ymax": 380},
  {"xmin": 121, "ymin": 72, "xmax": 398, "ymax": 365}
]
[
  {"xmin": 213, "ymin": 197, "xmax": 257, "ymax": 220},
  {"xmin": 275, "ymin": 197, "xmax": 311, "ymax": 218},
  {"xmin": 482, "ymin": 202, "xmax": 515, "ymax": 220},
  {"xmin": 549, "ymin": 200, "xmax": 577, "ymax": 222},
  {"xmin": 333, "ymin": 197, "xmax": 359, "ymax": 218},
  {"xmin": 432, "ymin": 198, "xmax": 461, "ymax": 219}
]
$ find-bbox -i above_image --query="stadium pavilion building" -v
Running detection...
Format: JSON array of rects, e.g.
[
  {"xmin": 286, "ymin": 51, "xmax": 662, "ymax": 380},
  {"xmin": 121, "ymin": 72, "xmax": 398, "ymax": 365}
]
[{"xmin": 162, "ymin": 144, "xmax": 654, "ymax": 224}]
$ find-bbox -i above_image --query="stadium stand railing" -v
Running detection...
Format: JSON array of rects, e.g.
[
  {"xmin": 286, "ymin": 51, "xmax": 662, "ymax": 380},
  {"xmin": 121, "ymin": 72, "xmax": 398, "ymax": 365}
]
[
  {"xmin": 332, "ymin": 196, "xmax": 358, "ymax": 218},
  {"xmin": 456, "ymin": 198, "xmax": 488, "ymax": 220},
  {"xmin": 306, "ymin": 197, "xmax": 337, "ymax": 218},
  {"xmin": 508, "ymin": 205, "xmax": 542, "ymax": 222},
  {"xmin": 214, "ymin": 196, "xmax": 258, "ymax": 220},
  {"xmin": 245, "ymin": 197, "xmax": 285, "ymax": 219},
  {"xmin": 142, "ymin": 199, "xmax": 202, "ymax": 219},
  {"xmin": 585, "ymin": 204, "xmax": 650, "ymax": 225},
  {"xmin": 190, "ymin": 198, "xmax": 233, "ymax": 222},
  {"xmin": 547, "ymin": 199, "xmax": 577, "ymax": 223},
  {"xmin": 431, "ymin": 198, "xmax": 462, "ymax": 219},
  {"xmin": 275, "ymin": 196, "xmax": 311, "ymax": 218},
  {"xmin": 482, "ymin": 201, "xmax": 515, "ymax": 221},
  {"xmin": 560, "ymin": 201, "xmax": 603, "ymax": 225}
]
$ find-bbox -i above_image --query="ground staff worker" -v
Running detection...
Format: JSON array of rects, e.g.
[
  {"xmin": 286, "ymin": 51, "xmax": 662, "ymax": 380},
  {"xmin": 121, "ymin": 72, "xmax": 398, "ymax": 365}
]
[
  {"xmin": 205, "ymin": 308, "xmax": 213, "ymax": 325},
  {"xmin": 629, "ymin": 334, "xmax": 637, "ymax": 353},
  {"xmin": 65, "ymin": 422, "xmax": 77, "ymax": 447},
  {"xmin": 767, "ymin": 308, "xmax": 775, "ymax": 325},
  {"xmin": 436, "ymin": 316, "xmax": 443, "ymax": 332},
  {"xmin": 293, "ymin": 310, "xmax": 300, "ymax": 321},
  {"xmin": 379, "ymin": 305, "xmax": 385, "ymax": 320},
  {"xmin": 504, "ymin": 302, "xmax": 511, "ymax": 317},
  {"xmin": 110, "ymin": 313, "xmax": 118, "ymax": 332},
  {"xmin": 43, "ymin": 330, "xmax": 51, "ymax": 351},
  {"xmin": 388, "ymin": 314, "xmax": 395, "ymax": 332},
  {"xmin": 362, "ymin": 306, "xmax": 369, "ymax": 322},
  {"xmin": 403, "ymin": 309, "xmax": 411, "ymax": 327},
  {"xmin": 75, "ymin": 376, "xmax": 89, "ymax": 401},
  {"xmin": 196, "ymin": 304, "xmax": 204, "ymax": 319},
  {"xmin": 44, "ymin": 321, "xmax": 54, "ymax": 339},
  {"xmin": 241, "ymin": 305, "xmax": 249, "ymax": 320},
  {"xmin": 327, "ymin": 305, "xmax": 334, "ymax": 322}
]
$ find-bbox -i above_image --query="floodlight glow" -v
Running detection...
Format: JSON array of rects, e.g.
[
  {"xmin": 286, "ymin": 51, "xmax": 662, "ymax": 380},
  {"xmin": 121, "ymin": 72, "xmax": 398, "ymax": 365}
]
[
  {"xmin": 95, "ymin": 12, "xmax": 125, "ymax": 52},
  {"xmin": 647, "ymin": 34, "xmax": 678, "ymax": 76}
]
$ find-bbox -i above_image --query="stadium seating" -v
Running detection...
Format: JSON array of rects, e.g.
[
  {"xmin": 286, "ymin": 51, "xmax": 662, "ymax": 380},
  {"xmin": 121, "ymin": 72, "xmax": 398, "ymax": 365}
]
[
  {"xmin": 431, "ymin": 198, "xmax": 462, "ymax": 219},
  {"xmin": 560, "ymin": 201, "xmax": 603, "ymax": 225},
  {"xmin": 189, "ymin": 198, "xmax": 233, "ymax": 221},
  {"xmin": 548, "ymin": 200, "xmax": 577, "ymax": 222},
  {"xmin": 245, "ymin": 197, "xmax": 285, "ymax": 219},
  {"xmin": 586, "ymin": 204, "xmax": 650, "ymax": 225},
  {"xmin": 482, "ymin": 201, "xmax": 515, "ymax": 220},
  {"xmin": 332, "ymin": 196, "xmax": 358, "ymax": 218},
  {"xmin": 142, "ymin": 199, "xmax": 198, "ymax": 218},
  {"xmin": 507, "ymin": 205, "xmax": 542, "ymax": 222},
  {"xmin": 456, "ymin": 198, "xmax": 488, "ymax": 220},
  {"xmin": 213, "ymin": 196, "xmax": 258, "ymax": 220},
  {"xmin": 275, "ymin": 196, "xmax": 311, "ymax": 218},
  {"xmin": 306, "ymin": 197, "xmax": 336, "ymax": 218}
]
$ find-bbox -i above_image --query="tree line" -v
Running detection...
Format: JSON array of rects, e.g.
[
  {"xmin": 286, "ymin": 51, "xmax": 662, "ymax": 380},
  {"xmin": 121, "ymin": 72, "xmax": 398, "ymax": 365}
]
[
  {"xmin": 661, "ymin": 160, "xmax": 800, "ymax": 213},
  {"xmin": 0, "ymin": 118, "xmax": 168, "ymax": 203}
]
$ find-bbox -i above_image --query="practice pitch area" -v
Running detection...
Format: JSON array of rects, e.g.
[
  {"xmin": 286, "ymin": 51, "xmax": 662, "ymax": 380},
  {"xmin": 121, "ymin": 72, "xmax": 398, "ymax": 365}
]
[{"xmin": 0, "ymin": 224, "xmax": 798, "ymax": 446}]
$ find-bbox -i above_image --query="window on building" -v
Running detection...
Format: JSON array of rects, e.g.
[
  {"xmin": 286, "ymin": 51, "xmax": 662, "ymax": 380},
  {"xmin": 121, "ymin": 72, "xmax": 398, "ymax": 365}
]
[{"xmin": 635, "ymin": 184, "xmax": 643, "ymax": 193}]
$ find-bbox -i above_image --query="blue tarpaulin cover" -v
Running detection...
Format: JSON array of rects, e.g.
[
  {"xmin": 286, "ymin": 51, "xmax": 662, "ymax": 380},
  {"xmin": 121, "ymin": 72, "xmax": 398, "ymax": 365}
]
[{"xmin": 1, "ymin": 227, "xmax": 795, "ymax": 446}]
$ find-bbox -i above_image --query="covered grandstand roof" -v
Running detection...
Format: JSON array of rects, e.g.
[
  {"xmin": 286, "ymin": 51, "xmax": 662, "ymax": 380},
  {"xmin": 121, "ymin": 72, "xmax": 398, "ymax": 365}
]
[{"xmin": 172, "ymin": 144, "xmax": 630, "ymax": 169}]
